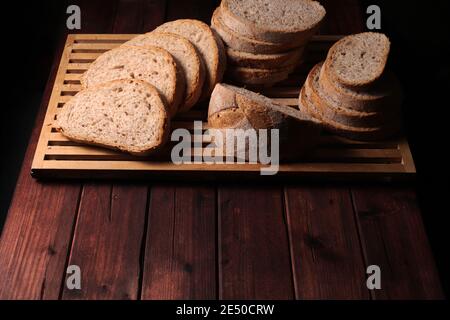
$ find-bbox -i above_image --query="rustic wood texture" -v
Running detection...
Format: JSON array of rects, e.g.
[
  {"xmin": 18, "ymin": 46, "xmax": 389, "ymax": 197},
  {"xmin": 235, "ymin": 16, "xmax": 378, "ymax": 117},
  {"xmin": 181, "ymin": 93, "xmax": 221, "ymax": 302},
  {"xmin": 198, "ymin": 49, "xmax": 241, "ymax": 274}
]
[
  {"xmin": 141, "ymin": 185, "xmax": 217, "ymax": 299},
  {"xmin": 219, "ymin": 187, "xmax": 294, "ymax": 299},
  {"xmin": 351, "ymin": 187, "xmax": 444, "ymax": 299},
  {"xmin": 284, "ymin": 186, "xmax": 370, "ymax": 299},
  {"xmin": 0, "ymin": 0, "xmax": 443, "ymax": 301}
]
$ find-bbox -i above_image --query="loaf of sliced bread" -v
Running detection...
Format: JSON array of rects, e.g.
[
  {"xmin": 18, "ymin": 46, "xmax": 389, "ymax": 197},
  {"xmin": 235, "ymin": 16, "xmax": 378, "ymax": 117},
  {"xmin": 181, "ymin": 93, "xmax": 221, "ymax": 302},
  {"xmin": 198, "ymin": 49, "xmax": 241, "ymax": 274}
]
[
  {"xmin": 225, "ymin": 64, "xmax": 296, "ymax": 86},
  {"xmin": 220, "ymin": 0, "xmax": 325, "ymax": 43},
  {"xmin": 305, "ymin": 62, "xmax": 397, "ymax": 128},
  {"xmin": 324, "ymin": 32, "xmax": 390, "ymax": 88},
  {"xmin": 56, "ymin": 79, "xmax": 170, "ymax": 156},
  {"xmin": 125, "ymin": 32, "xmax": 205, "ymax": 112},
  {"xmin": 81, "ymin": 45, "xmax": 184, "ymax": 117},
  {"xmin": 208, "ymin": 83, "xmax": 321, "ymax": 160},
  {"xmin": 154, "ymin": 19, "xmax": 226, "ymax": 101},
  {"xmin": 227, "ymin": 46, "xmax": 304, "ymax": 69},
  {"xmin": 299, "ymin": 86, "xmax": 398, "ymax": 141},
  {"xmin": 211, "ymin": 7, "xmax": 305, "ymax": 54},
  {"xmin": 319, "ymin": 62, "xmax": 402, "ymax": 112}
]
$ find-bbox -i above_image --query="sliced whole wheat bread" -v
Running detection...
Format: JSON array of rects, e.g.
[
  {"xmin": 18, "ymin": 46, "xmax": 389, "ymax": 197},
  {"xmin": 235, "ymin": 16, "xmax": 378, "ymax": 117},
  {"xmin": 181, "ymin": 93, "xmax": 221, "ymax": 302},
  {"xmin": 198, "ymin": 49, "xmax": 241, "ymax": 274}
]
[
  {"xmin": 81, "ymin": 45, "xmax": 184, "ymax": 117},
  {"xmin": 225, "ymin": 64, "xmax": 296, "ymax": 86},
  {"xmin": 324, "ymin": 32, "xmax": 391, "ymax": 89},
  {"xmin": 227, "ymin": 46, "xmax": 304, "ymax": 69},
  {"xmin": 211, "ymin": 7, "xmax": 305, "ymax": 54},
  {"xmin": 319, "ymin": 61, "xmax": 402, "ymax": 112},
  {"xmin": 220, "ymin": 0, "xmax": 325, "ymax": 43},
  {"xmin": 305, "ymin": 62, "xmax": 398, "ymax": 128},
  {"xmin": 208, "ymin": 83, "xmax": 321, "ymax": 160},
  {"xmin": 299, "ymin": 86, "xmax": 399, "ymax": 141},
  {"xmin": 56, "ymin": 79, "xmax": 170, "ymax": 156},
  {"xmin": 154, "ymin": 19, "xmax": 227, "ymax": 101},
  {"xmin": 125, "ymin": 32, "xmax": 205, "ymax": 112}
]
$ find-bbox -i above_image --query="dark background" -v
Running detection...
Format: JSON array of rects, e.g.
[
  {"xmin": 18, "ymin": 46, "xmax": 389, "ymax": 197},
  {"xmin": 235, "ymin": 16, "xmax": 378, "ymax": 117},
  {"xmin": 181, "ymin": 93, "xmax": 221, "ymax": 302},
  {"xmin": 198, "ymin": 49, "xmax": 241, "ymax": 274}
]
[{"xmin": 0, "ymin": 0, "xmax": 449, "ymax": 296}]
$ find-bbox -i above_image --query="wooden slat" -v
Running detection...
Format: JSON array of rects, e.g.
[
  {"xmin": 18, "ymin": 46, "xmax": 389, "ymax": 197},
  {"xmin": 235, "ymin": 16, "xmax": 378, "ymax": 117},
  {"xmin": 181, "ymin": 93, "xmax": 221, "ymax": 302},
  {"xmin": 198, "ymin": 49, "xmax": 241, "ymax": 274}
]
[
  {"xmin": 218, "ymin": 187, "xmax": 294, "ymax": 299},
  {"xmin": 141, "ymin": 186, "xmax": 216, "ymax": 299},
  {"xmin": 61, "ymin": 184, "xmax": 148, "ymax": 299},
  {"xmin": 284, "ymin": 186, "xmax": 369, "ymax": 299},
  {"xmin": 351, "ymin": 187, "xmax": 444, "ymax": 299}
]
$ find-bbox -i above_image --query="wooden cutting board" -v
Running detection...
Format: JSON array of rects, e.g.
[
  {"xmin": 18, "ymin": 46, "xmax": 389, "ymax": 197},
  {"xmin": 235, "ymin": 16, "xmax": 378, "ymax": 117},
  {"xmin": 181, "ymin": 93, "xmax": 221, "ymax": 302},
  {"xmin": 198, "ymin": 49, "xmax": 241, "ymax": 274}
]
[{"xmin": 30, "ymin": 34, "xmax": 415, "ymax": 180}]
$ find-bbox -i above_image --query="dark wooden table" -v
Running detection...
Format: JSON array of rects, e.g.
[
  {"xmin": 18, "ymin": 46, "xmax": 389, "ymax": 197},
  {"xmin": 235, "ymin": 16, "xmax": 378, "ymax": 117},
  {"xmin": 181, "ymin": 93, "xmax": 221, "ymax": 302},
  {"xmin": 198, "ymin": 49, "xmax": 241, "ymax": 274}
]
[{"xmin": 0, "ymin": 0, "xmax": 444, "ymax": 299}]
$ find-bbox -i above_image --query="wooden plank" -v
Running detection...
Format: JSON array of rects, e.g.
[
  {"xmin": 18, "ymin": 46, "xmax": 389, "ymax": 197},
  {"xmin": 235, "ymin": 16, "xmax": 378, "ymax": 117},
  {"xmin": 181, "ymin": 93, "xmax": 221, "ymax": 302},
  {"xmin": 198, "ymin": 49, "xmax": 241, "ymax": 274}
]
[
  {"xmin": 60, "ymin": 0, "xmax": 167, "ymax": 300},
  {"xmin": 218, "ymin": 187, "xmax": 294, "ymax": 299},
  {"xmin": 141, "ymin": 185, "xmax": 216, "ymax": 299},
  {"xmin": 351, "ymin": 187, "xmax": 445, "ymax": 299},
  {"xmin": 61, "ymin": 184, "xmax": 148, "ymax": 299},
  {"xmin": 0, "ymin": 0, "xmax": 118, "ymax": 300},
  {"xmin": 284, "ymin": 186, "xmax": 369, "ymax": 299}
]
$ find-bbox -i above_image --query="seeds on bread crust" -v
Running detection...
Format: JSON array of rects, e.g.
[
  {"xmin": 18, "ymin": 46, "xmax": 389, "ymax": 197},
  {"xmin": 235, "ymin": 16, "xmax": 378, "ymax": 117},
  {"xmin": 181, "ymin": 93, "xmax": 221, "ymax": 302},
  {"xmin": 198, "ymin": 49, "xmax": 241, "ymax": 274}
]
[{"xmin": 81, "ymin": 45, "xmax": 184, "ymax": 117}]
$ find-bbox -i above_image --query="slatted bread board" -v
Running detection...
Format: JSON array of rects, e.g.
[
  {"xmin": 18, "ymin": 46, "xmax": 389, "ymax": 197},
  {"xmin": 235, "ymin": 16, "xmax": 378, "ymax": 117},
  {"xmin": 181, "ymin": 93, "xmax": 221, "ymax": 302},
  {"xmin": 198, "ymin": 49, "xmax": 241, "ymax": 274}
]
[{"xmin": 31, "ymin": 34, "xmax": 416, "ymax": 180}]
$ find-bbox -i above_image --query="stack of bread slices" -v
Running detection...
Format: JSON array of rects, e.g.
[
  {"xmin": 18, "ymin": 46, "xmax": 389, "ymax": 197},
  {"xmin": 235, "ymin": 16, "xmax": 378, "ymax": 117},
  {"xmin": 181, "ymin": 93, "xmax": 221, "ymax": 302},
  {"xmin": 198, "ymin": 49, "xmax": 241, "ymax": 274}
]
[
  {"xmin": 56, "ymin": 19, "xmax": 227, "ymax": 155},
  {"xmin": 211, "ymin": 0, "xmax": 326, "ymax": 87},
  {"xmin": 299, "ymin": 32, "xmax": 403, "ymax": 141}
]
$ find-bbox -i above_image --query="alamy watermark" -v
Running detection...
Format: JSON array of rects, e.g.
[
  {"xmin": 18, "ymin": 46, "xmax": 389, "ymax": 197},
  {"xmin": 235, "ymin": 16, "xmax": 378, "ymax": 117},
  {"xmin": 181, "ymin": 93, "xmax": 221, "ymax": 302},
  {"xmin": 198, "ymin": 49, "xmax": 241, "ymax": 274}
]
[{"xmin": 170, "ymin": 121, "xmax": 280, "ymax": 175}]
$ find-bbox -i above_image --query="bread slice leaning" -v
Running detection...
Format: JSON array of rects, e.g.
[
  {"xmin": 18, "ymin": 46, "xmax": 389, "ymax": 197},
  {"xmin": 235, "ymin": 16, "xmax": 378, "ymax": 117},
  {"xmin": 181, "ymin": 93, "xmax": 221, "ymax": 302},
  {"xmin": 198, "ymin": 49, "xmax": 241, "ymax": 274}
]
[
  {"xmin": 81, "ymin": 45, "xmax": 184, "ymax": 117},
  {"xmin": 324, "ymin": 32, "xmax": 390, "ymax": 89},
  {"xmin": 208, "ymin": 83, "xmax": 321, "ymax": 160},
  {"xmin": 154, "ymin": 19, "xmax": 227, "ymax": 101},
  {"xmin": 211, "ymin": 7, "xmax": 304, "ymax": 54},
  {"xmin": 55, "ymin": 79, "xmax": 170, "ymax": 156},
  {"xmin": 220, "ymin": 0, "xmax": 325, "ymax": 43},
  {"xmin": 125, "ymin": 32, "xmax": 205, "ymax": 112}
]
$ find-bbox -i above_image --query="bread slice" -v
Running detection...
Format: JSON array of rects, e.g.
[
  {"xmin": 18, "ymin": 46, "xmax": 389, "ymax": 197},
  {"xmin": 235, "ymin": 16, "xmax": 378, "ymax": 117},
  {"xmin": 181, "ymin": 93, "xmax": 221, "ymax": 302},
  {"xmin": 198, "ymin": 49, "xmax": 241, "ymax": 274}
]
[
  {"xmin": 305, "ymin": 62, "xmax": 398, "ymax": 128},
  {"xmin": 208, "ymin": 83, "xmax": 321, "ymax": 160},
  {"xmin": 325, "ymin": 32, "xmax": 390, "ymax": 88},
  {"xmin": 319, "ymin": 61, "xmax": 402, "ymax": 112},
  {"xmin": 55, "ymin": 79, "xmax": 170, "ymax": 156},
  {"xmin": 225, "ymin": 64, "xmax": 296, "ymax": 86},
  {"xmin": 125, "ymin": 32, "xmax": 205, "ymax": 112},
  {"xmin": 211, "ymin": 7, "xmax": 304, "ymax": 54},
  {"xmin": 154, "ymin": 19, "xmax": 226, "ymax": 101},
  {"xmin": 299, "ymin": 86, "xmax": 399, "ymax": 141},
  {"xmin": 220, "ymin": 0, "xmax": 325, "ymax": 43},
  {"xmin": 227, "ymin": 46, "xmax": 304, "ymax": 69},
  {"xmin": 81, "ymin": 45, "xmax": 184, "ymax": 117}
]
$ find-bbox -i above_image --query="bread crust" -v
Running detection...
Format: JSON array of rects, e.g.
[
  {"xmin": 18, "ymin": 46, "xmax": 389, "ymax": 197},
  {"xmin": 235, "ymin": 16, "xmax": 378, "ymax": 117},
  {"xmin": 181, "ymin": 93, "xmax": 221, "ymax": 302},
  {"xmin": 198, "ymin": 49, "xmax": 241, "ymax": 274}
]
[
  {"xmin": 125, "ymin": 32, "xmax": 205, "ymax": 113},
  {"xmin": 225, "ymin": 65, "xmax": 296, "ymax": 86},
  {"xmin": 227, "ymin": 46, "xmax": 304, "ymax": 69},
  {"xmin": 211, "ymin": 8, "xmax": 302, "ymax": 54},
  {"xmin": 220, "ymin": 0, "xmax": 325, "ymax": 44},
  {"xmin": 324, "ymin": 32, "xmax": 391, "ymax": 89},
  {"xmin": 299, "ymin": 86, "xmax": 399, "ymax": 141},
  {"xmin": 306, "ymin": 63, "xmax": 398, "ymax": 128},
  {"xmin": 208, "ymin": 83, "xmax": 321, "ymax": 160},
  {"xmin": 80, "ymin": 45, "xmax": 184, "ymax": 117},
  {"xmin": 155, "ymin": 19, "xmax": 224, "ymax": 101}
]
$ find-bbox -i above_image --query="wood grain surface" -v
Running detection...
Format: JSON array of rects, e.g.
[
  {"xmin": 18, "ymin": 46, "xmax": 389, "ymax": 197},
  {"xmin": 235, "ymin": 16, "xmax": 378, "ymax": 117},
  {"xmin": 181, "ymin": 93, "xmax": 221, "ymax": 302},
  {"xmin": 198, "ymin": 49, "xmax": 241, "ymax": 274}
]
[{"xmin": 0, "ymin": 0, "xmax": 444, "ymax": 300}]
